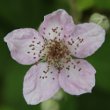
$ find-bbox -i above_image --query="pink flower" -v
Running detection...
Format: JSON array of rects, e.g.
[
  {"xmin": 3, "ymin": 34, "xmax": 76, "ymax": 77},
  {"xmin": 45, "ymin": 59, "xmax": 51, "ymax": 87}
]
[{"xmin": 4, "ymin": 9, "xmax": 105, "ymax": 105}]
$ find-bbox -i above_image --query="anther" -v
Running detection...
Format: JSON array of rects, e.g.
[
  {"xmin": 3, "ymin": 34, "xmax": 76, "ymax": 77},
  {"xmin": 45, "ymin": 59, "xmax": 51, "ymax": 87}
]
[
  {"xmin": 79, "ymin": 68, "xmax": 82, "ymax": 71},
  {"xmin": 45, "ymin": 76, "xmax": 47, "ymax": 78},
  {"xmin": 27, "ymin": 51, "xmax": 30, "ymax": 54},
  {"xmin": 32, "ymin": 41, "xmax": 35, "ymax": 43},
  {"xmin": 33, "ymin": 53, "xmax": 36, "ymax": 55},
  {"xmin": 43, "ymin": 32, "xmax": 45, "ymax": 34},
  {"xmin": 68, "ymin": 41, "xmax": 72, "ymax": 45},
  {"xmin": 43, "ymin": 71, "xmax": 47, "ymax": 74},
  {"xmin": 32, "ymin": 47, "xmax": 35, "ymax": 50},
  {"xmin": 58, "ymin": 33, "xmax": 61, "ymax": 36},
  {"xmin": 64, "ymin": 35, "xmax": 66, "ymax": 38},
  {"xmin": 42, "ymin": 36, "xmax": 44, "ymax": 39},
  {"xmin": 67, "ymin": 75, "xmax": 70, "ymax": 78},
  {"xmin": 37, "ymin": 42, "xmax": 41, "ymax": 44},
  {"xmin": 29, "ymin": 44, "xmax": 34, "ymax": 47},
  {"xmin": 77, "ymin": 44, "xmax": 79, "ymax": 47},
  {"xmin": 66, "ymin": 65, "xmax": 70, "ymax": 70},
  {"xmin": 52, "ymin": 28, "xmax": 57, "ymax": 32},
  {"xmin": 77, "ymin": 37, "xmax": 80, "ymax": 39},
  {"xmin": 61, "ymin": 28, "xmax": 63, "ymax": 30},
  {"xmin": 76, "ymin": 61, "xmax": 80, "ymax": 64}
]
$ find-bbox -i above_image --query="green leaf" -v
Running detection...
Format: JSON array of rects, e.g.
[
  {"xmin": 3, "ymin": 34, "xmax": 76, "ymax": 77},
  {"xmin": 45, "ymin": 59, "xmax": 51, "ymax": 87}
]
[
  {"xmin": 94, "ymin": 0, "xmax": 110, "ymax": 9},
  {"xmin": 0, "ymin": 106, "xmax": 14, "ymax": 110},
  {"xmin": 3, "ymin": 62, "xmax": 40, "ymax": 110},
  {"xmin": 87, "ymin": 32, "xmax": 110, "ymax": 92},
  {"xmin": 76, "ymin": 0, "xmax": 94, "ymax": 12}
]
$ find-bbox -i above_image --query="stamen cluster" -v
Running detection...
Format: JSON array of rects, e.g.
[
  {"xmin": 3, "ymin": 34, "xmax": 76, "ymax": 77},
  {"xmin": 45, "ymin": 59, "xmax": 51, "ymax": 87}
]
[{"xmin": 42, "ymin": 39, "xmax": 71, "ymax": 69}]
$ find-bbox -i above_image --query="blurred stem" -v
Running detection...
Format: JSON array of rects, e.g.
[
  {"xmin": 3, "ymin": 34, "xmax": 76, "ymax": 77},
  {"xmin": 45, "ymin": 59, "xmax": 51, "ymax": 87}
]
[
  {"xmin": 68, "ymin": 0, "xmax": 80, "ymax": 23},
  {"xmin": 52, "ymin": 89, "xmax": 64, "ymax": 101}
]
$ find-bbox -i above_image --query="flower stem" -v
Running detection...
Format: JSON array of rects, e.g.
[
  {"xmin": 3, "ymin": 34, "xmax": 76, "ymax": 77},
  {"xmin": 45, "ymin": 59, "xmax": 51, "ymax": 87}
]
[{"xmin": 68, "ymin": 0, "xmax": 80, "ymax": 23}]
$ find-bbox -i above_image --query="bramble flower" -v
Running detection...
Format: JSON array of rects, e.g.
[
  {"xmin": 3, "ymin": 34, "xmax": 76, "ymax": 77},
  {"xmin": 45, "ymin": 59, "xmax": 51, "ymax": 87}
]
[{"xmin": 4, "ymin": 9, "xmax": 105, "ymax": 105}]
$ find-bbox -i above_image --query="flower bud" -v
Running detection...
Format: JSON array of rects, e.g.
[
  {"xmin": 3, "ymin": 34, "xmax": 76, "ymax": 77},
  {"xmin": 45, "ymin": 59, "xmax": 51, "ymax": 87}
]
[
  {"xmin": 41, "ymin": 99, "xmax": 60, "ymax": 110},
  {"xmin": 89, "ymin": 13, "xmax": 109, "ymax": 31}
]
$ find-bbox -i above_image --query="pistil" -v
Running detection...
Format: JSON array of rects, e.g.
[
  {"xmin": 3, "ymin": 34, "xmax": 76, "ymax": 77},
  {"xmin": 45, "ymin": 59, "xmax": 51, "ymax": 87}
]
[{"xmin": 41, "ymin": 39, "xmax": 72, "ymax": 69}]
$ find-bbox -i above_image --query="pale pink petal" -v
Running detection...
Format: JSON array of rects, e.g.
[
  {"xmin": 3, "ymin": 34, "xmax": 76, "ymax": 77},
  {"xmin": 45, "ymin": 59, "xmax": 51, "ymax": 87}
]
[
  {"xmin": 59, "ymin": 59, "xmax": 96, "ymax": 95},
  {"xmin": 4, "ymin": 28, "xmax": 44, "ymax": 65},
  {"xmin": 65, "ymin": 23, "xmax": 105, "ymax": 58},
  {"xmin": 39, "ymin": 9, "xmax": 75, "ymax": 41},
  {"xmin": 23, "ymin": 63, "xmax": 60, "ymax": 105}
]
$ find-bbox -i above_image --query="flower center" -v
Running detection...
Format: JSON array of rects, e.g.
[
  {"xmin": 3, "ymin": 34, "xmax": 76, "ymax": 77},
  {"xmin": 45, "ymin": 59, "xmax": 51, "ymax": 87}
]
[{"xmin": 41, "ymin": 39, "xmax": 71, "ymax": 69}]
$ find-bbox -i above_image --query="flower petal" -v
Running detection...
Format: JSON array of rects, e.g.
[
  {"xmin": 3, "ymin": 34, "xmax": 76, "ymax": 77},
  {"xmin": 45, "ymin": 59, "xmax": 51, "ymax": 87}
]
[
  {"xmin": 39, "ymin": 9, "xmax": 75, "ymax": 41},
  {"xmin": 23, "ymin": 63, "xmax": 60, "ymax": 105},
  {"xmin": 4, "ymin": 28, "xmax": 44, "ymax": 65},
  {"xmin": 66, "ymin": 23, "xmax": 105, "ymax": 58},
  {"xmin": 59, "ymin": 59, "xmax": 96, "ymax": 95}
]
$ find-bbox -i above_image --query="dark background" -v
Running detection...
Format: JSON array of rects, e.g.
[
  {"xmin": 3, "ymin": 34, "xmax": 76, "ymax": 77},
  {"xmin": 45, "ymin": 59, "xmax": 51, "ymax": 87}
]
[{"xmin": 0, "ymin": 0, "xmax": 110, "ymax": 110}]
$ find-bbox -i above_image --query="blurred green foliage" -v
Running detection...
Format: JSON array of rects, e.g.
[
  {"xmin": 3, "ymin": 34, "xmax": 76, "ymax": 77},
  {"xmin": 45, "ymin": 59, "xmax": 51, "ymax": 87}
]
[{"xmin": 0, "ymin": 0, "xmax": 110, "ymax": 110}]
